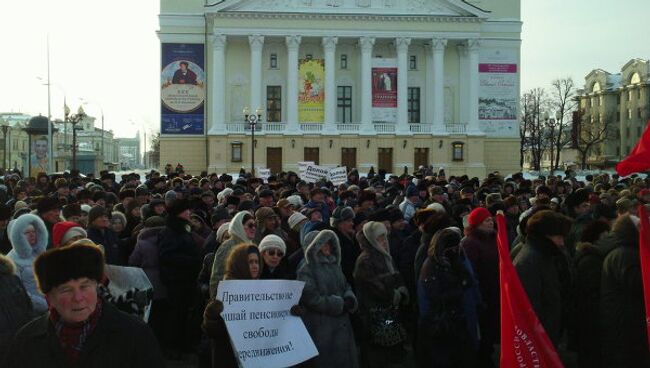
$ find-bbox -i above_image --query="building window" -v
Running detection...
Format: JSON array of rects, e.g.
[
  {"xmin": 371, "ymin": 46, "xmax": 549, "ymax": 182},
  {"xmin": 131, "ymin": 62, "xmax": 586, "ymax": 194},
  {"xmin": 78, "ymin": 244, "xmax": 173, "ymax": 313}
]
[
  {"xmin": 628, "ymin": 109, "xmax": 632, "ymax": 120},
  {"xmin": 337, "ymin": 86, "xmax": 352, "ymax": 123},
  {"xmin": 340, "ymin": 54, "xmax": 348, "ymax": 69},
  {"xmin": 599, "ymin": 96, "xmax": 604, "ymax": 106},
  {"xmin": 408, "ymin": 87, "xmax": 420, "ymax": 124},
  {"xmin": 626, "ymin": 127, "xmax": 630, "ymax": 138},
  {"xmin": 231, "ymin": 142, "xmax": 242, "ymax": 162},
  {"xmin": 452, "ymin": 141, "xmax": 464, "ymax": 161},
  {"xmin": 617, "ymin": 109, "xmax": 621, "ymax": 122},
  {"xmin": 266, "ymin": 86, "xmax": 282, "ymax": 122},
  {"xmin": 638, "ymin": 126, "xmax": 642, "ymax": 137},
  {"xmin": 305, "ymin": 54, "xmax": 313, "ymax": 60},
  {"xmin": 638, "ymin": 108, "xmax": 642, "ymax": 119},
  {"xmin": 270, "ymin": 53, "xmax": 278, "ymax": 69},
  {"xmin": 616, "ymin": 146, "xmax": 620, "ymax": 156},
  {"xmin": 409, "ymin": 55, "xmax": 417, "ymax": 70},
  {"xmin": 628, "ymin": 90, "xmax": 634, "ymax": 101},
  {"xmin": 617, "ymin": 95, "xmax": 621, "ymax": 105}
]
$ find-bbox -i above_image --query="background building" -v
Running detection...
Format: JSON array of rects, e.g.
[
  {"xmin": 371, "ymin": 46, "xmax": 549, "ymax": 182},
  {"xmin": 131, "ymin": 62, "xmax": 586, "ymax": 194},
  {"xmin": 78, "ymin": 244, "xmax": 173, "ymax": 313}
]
[
  {"xmin": 116, "ymin": 132, "xmax": 142, "ymax": 170},
  {"xmin": 158, "ymin": 0, "xmax": 522, "ymax": 176}
]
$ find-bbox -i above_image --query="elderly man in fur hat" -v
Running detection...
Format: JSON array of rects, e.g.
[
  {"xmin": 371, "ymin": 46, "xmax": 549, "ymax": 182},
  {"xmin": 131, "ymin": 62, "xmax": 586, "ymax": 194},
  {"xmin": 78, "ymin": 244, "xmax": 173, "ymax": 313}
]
[{"xmin": 2, "ymin": 244, "xmax": 164, "ymax": 367}]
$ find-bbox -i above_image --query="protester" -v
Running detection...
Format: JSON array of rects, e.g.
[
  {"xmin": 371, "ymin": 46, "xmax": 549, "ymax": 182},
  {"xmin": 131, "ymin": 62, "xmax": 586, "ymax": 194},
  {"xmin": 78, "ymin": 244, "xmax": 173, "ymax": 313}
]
[
  {"xmin": 0, "ymin": 254, "xmax": 34, "ymax": 360},
  {"xmin": 258, "ymin": 234, "xmax": 293, "ymax": 280}
]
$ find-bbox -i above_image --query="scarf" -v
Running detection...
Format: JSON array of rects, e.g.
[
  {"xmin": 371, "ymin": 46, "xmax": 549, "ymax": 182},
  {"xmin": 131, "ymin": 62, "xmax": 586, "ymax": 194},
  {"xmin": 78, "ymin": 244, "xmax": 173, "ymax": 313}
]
[{"xmin": 49, "ymin": 299, "xmax": 103, "ymax": 365}]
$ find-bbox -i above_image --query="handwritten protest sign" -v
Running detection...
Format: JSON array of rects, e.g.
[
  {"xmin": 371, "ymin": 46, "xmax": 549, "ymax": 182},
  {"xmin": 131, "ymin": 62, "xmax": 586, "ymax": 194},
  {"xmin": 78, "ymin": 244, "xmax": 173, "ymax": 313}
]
[
  {"xmin": 298, "ymin": 161, "xmax": 315, "ymax": 180},
  {"xmin": 217, "ymin": 280, "xmax": 318, "ymax": 368},
  {"xmin": 304, "ymin": 165, "xmax": 331, "ymax": 183},
  {"xmin": 257, "ymin": 168, "xmax": 271, "ymax": 183},
  {"xmin": 328, "ymin": 166, "xmax": 347, "ymax": 186}
]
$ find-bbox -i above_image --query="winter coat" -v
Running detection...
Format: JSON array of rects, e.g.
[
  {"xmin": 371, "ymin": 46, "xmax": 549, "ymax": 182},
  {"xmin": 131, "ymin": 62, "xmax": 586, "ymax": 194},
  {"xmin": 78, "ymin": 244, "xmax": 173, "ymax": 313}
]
[
  {"xmin": 297, "ymin": 230, "xmax": 359, "ymax": 368},
  {"xmin": 600, "ymin": 225, "xmax": 650, "ymax": 367},
  {"xmin": 513, "ymin": 234, "xmax": 566, "ymax": 346},
  {"xmin": 87, "ymin": 227, "xmax": 123, "ymax": 265},
  {"xmin": 7, "ymin": 213, "xmax": 48, "ymax": 314},
  {"xmin": 333, "ymin": 227, "xmax": 360, "ymax": 287},
  {"xmin": 393, "ymin": 228, "xmax": 421, "ymax": 301},
  {"xmin": 158, "ymin": 218, "xmax": 202, "ymax": 288},
  {"xmin": 209, "ymin": 211, "xmax": 252, "ymax": 298},
  {"xmin": 0, "ymin": 254, "xmax": 33, "ymax": 360},
  {"xmin": 128, "ymin": 226, "xmax": 167, "ymax": 300},
  {"xmin": 259, "ymin": 257, "xmax": 294, "ymax": 280},
  {"xmin": 0, "ymin": 228, "xmax": 11, "ymax": 255},
  {"xmin": 565, "ymin": 213, "xmax": 592, "ymax": 258},
  {"xmin": 460, "ymin": 228, "xmax": 500, "ymax": 344},
  {"xmin": 2, "ymin": 301, "xmax": 165, "ymax": 368}
]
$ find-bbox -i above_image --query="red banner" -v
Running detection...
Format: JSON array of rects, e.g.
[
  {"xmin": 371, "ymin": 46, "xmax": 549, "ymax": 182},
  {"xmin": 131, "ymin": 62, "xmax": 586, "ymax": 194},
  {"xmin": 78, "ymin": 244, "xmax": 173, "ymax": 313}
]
[
  {"xmin": 637, "ymin": 205, "xmax": 650, "ymax": 350},
  {"xmin": 496, "ymin": 213, "xmax": 564, "ymax": 368},
  {"xmin": 371, "ymin": 67, "xmax": 397, "ymax": 108},
  {"xmin": 616, "ymin": 120, "xmax": 650, "ymax": 176}
]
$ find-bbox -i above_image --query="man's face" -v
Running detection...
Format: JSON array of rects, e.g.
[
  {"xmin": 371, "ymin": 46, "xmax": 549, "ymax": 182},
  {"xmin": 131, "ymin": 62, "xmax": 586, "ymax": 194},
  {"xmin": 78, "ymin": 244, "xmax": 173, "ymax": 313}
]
[
  {"xmin": 259, "ymin": 196, "xmax": 274, "ymax": 207},
  {"xmin": 48, "ymin": 278, "xmax": 98, "ymax": 324},
  {"xmin": 279, "ymin": 207, "xmax": 293, "ymax": 218},
  {"xmin": 202, "ymin": 196, "xmax": 215, "ymax": 207},
  {"xmin": 58, "ymin": 187, "xmax": 70, "ymax": 197},
  {"xmin": 34, "ymin": 140, "xmax": 47, "ymax": 157},
  {"xmin": 264, "ymin": 216, "xmax": 279, "ymax": 230},
  {"xmin": 92, "ymin": 215, "xmax": 110, "ymax": 229},
  {"xmin": 180, "ymin": 63, "xmax": 187, "ymax": 72},
  {"xmin": 574, "ymin": 202, "xmax": 591, "ymax": 216},
  {"xmin": 122, "ymin": 197, "xmax": 134, "ymax": 207},
  {"xmin": 312, "ymin": 193, "xmax": 324, "ymax": 203},
  {"xmin": 41, "ymin": 209, "xmax": 61, "ymax": 224},
  {"xmin": 337, "ymin": 218, "xmax": 354, "ymax": 235},
  {"xmin": 153, "ymin": 204, "xmax": 166, "ymax": 215}
]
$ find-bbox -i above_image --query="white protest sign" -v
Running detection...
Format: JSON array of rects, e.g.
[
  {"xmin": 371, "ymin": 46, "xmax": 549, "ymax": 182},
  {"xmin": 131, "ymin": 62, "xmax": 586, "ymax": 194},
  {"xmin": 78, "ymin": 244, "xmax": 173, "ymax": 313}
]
[
  {"xmin": 105, "ymin": 265, "xmax": 153, "ymax": 322},
  {"xmin": 304, "ymin": 165, "xmax": 331, "ymax": 183},
  {"xmin": 257, "ymin": 168, "xmax": 271, "ymax": 183},
  {"xmin": 217, "ymin": 280, "xmax": 318, "ymax": 368},
  {"xmin": 328, "ymin": 166, "xmax": 348, "ymax": 186},
  {"xmin": 298, "ymin": 161, "xmax": 315, "ymax": 180}
]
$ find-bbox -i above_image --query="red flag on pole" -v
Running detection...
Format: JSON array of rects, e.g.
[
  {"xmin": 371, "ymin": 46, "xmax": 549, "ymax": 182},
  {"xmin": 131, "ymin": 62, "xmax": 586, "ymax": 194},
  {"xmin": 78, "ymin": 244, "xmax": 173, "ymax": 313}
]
[
  {"xmin": 495, "ymin": 213, "xmax": 564, "ymax": 367},
  {"xmin": 616, "ymin": 120, "xmax": 650, "ymax": 177},
  {"xmin": 637, "ymin": 205, "xmax": 650, "ymax": 350}
]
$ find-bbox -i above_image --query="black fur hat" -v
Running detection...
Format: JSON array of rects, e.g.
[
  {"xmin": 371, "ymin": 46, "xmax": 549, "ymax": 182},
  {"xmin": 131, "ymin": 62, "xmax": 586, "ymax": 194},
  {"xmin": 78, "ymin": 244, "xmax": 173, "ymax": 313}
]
[{"xmin": 34, "ymin": 244, "xmax": 104, "ymax": 294}]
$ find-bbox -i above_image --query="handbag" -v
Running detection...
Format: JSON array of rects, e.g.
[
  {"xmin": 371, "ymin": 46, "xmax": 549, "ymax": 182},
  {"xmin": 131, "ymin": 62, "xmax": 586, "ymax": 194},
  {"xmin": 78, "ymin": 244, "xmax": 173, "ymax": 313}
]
[{"xmin": 367, "ymin": 306, "xmax": 407, "ymax": 347}]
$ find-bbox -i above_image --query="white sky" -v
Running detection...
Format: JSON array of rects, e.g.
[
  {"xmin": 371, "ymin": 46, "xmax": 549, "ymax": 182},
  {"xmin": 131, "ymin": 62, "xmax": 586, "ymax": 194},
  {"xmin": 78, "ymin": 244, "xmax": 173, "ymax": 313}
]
[{"xmin": 0, "ymin": 0, "xmax": 649, "ymax": 138}]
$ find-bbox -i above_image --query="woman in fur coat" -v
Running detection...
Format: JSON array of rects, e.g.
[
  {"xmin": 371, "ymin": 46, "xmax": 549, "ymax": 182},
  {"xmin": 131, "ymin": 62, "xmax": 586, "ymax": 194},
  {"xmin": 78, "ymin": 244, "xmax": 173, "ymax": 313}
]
[
  {"xmin": 297, "ymin": 229, "xmax": 359, "ymax": 368},
  {"xmin": 0, "ymin": 254, "xmax": 34, "ymax": 360},
  {"xmin": 7, "ymin": 213, "xmax": 49, "ymax": 314}
]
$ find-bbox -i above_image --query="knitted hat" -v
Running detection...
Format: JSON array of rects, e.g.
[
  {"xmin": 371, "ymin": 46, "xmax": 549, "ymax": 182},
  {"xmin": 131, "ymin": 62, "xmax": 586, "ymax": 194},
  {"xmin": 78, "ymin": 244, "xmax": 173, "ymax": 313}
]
[
  {"xmin": 88, "ymin": 206, "xmax": 109, "ymax": 225},
  {"xmin": 276, "ymin": 199, "xmax": 291, "ymax": 209},
  {"xmin": 167, "ymin": 199, "xmax": 192, "ymax": 218},
  {"xmin": 616, "ymin": 197, "xmax": 636, "ymax": 212},
  {"xmin": 288, "ymin": 212, "xmax": 308, "ymax": 230},
  {"xmin": 62, "ymin": 204, "xmax": 82, "ymax": 220},
  {"xmin": 111, "ymin": 211, "xmax": 127, "ymax": 226},
  {"xmin": 258, "ymin": 234, "xmax": 286, "ymax": 254},
  {"xmin": 164, "ymin": 190, "xmax": 177, "ymax": 202},
  {"xmin": 37, "ymin": 197, "xmax": 61, "ymax": 214},
  {"xmin": 426, "ymin": 202, "xmax": 446, "ymax": 214},
  {"xmin": 52, "ymin": 221, "xmax": 87, "ymax": 248},
  {"xmin": 13, "ymin": 201, "xmax": 28, "ymax": 212},
  {"xmin": 330, "ymin": 206, "xmax": 355, "ymax": 227},
  {"xmin": 286, "ymin": 195, "xmax": 303, "ymax": 208},
  {"xmin": 405, "ymin": 185, "xmax": 419, "ymax": 198},
  {"xmin": 211, "ymin": 207, "xmax": 232, "ymax": 225},
  {"xmin": 468, "ymin": 207, "xmax": 492, "ymax": 227},
  {"xmin": 216, "ymin": 222, "xmax": 230, "ymax": 243},
  {"xmin": 255, "ymin": 207, "xmax": 277, "ymax": 223},
  {"xmin": 80, "ymin": 204, "xmax": 91, "ymax": 214},
  {"xmin": 33, "ymin": 244, "xmax": 105, "ymax": 294},
  {"xmin": 485, "ymin": 193, "xmax": 503, "ymax": 208}
]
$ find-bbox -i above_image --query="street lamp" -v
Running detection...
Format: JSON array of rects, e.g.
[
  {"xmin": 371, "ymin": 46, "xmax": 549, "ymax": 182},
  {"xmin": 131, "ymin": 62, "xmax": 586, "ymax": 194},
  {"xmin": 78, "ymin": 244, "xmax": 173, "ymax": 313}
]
[
  {"xmin": 243, "ymin": 106, "xmax": 262, "ymax": 177},
  {"xmin": 66, "ymin": 105, "xmax": 86, "ymax": 171},
  {"xmin": 0, "ymin": 119, "xmax": 8, "ymax": 170}
]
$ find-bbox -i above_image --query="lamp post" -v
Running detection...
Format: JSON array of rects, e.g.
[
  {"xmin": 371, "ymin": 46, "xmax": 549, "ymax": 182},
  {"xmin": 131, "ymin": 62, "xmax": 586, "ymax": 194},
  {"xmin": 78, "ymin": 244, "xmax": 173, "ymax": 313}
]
[
  {"xmin": 243, "ymin": 107, "xmax": 262, "ymax": 177},
  {"xmin": 66, "ymin": 106, "xmax": 86, "ymax": 171},
  {"xmin": 0, "ymin": 120, "xmax": 8, "ymax": 170}
]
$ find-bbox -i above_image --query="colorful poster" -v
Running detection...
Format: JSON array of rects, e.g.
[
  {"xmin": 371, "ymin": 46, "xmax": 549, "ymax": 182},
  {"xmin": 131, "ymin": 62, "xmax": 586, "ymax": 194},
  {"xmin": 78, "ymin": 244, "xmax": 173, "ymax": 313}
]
[
  {"xmin": 298, "ymin": 59, "xmax": 324, "ymax": 123},
  {"xmin": 161, "ymin": 43, "xmax": 205, "ymax": 135},
  {"xmin": 30, "ymin": 135, "xmax": 49, "ymax": 177},
  {"xmin": 479, "ymin": 63, "xmax": 518, "ymax": 137},
  {"xmin": 372, "ymin": 58, "xmax": 397, "ymax": 123}
]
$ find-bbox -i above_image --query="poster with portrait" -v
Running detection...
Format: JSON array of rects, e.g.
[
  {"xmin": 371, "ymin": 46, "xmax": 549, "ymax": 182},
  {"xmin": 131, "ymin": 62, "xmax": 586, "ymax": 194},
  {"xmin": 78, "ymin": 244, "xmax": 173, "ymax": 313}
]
[
  {"xmin": 30, "ymin": 135, "xmax": 49, "ymax": 177},
  {"xmin": 298, "ymin": 59, "xmax": 325, "ymax": 123},
  {"xmin": 161, "ymin": 43, "xmax": 205, "ymax": 135},
  {"xmin": 478, "ymin": 47, "xmax": 519, "ymax": 137},
  {"xmin": 371, "ymin": 58, "xmax": 397, "ymax": 123}
]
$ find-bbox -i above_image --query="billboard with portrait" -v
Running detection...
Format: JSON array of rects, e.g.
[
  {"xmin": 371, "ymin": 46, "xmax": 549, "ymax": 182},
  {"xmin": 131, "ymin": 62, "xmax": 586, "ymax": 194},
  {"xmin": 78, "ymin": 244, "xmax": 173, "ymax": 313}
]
[
  {"xmin": 371, "ymin": 58, "xmax": 397, "ymax": 123},
  {"xmin": 161, "ymin": 43, "xmax": 205, "ymax": 135},
  {"xmin": 30, "ymin": 135, "xmax": 48, "ymax": 177},
  {"xmin": 298, "ymin": 59, "xmax": 325, "ymax": 123}
]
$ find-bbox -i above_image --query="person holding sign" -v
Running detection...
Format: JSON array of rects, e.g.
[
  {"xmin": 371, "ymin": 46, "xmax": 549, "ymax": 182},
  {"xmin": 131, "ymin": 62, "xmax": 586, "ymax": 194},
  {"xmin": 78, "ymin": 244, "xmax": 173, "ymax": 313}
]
[{"xmin": 297, "ymin": 230, "xmax": 359, "ymax": 368}]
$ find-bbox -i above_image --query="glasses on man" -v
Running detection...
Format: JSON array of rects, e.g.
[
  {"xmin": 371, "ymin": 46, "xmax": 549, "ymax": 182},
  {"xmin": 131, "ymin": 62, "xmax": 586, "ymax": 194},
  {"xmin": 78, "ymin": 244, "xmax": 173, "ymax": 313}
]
[{"xmin": 267, "ymin": 249, "xmax": 284, "ymax": 257}]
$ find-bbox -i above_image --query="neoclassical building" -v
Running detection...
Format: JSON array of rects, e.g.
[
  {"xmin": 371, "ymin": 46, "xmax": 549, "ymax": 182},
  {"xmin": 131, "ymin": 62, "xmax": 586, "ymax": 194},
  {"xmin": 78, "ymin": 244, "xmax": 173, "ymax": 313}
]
[{"xmin": 158, "ymin": 0, "xmax": 522, "ymax": 176}]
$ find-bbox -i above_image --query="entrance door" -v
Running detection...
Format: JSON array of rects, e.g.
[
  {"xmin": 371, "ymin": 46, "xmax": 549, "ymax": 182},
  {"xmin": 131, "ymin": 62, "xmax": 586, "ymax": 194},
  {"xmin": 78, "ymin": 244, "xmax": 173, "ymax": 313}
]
[
  {"xmin": 266, "ymin": 147, "xmax": 282, "ymax": 174},
  {"xmin": 341, "ymin": 147, "xmax": 357, "ymax": 170},
  {"xmin": 414, "ymin": 148, "xmax": 429, "ymax": 171},
  {"xmin": 304, "ymin": 147, "xmax": 320, "ymax": 165},
  {"xmin": 378, "ymin": 148, "xmax": 393, "ymax": 174}
]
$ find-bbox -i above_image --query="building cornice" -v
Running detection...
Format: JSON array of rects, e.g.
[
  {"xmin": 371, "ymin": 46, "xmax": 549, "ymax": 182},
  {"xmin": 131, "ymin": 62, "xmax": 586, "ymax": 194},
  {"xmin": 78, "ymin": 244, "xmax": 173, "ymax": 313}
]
[{"xmin": 210, "ymin": 11, "xmax": 483, "ymax": 23}]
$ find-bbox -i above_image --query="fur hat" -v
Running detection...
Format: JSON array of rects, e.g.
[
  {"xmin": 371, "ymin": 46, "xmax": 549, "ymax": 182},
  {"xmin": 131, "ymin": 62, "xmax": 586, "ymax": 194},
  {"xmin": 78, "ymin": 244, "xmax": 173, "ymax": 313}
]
[
  {"xmin": 362, "ymin": 221, "xmax": 387, "ymax": 247},
  {"xmin": 33, "ymin": 244, "xmax": 105, "ymax": 294},
  {"xmin": 87, "ymin": 206, "xmax": 109, "ymax": 225},
  {"xmin": 526, "ymin": 210, "xmax": 573, "ymax": 238},
  {"xmin": 52, "ymin": 221, "xmax": 87, "ymax": 248},
  {"xmin": 167, "ymin": 199, "xmax": 191, "ymax": 218},
  {"xmin": 468, "ymin": 207, "xmax": 492, "ymax": 227},
  {"xmin": 37, "ymin": 197, "xmax": 61, "ymax": 214},
  {"xmin": 111, "ymin": 211, "xmax": 127, "ymax": 226},
  {"xmin": 288, "ymin": 212, "xmax": 308, "ymax": 230},
  {"xmin": 485, "ymin": 193, "xmax": 503, "ymax": 208},
  {"xmin": 330, "ymin": 206, "xmax": 355, "ymax": 227},
  {"xmin": 62, "ymin": 204, "xmax": 82, "ymax": 220},
  {"xmin": 255, "ymin": 207, "xmax": 277, "ymax": 223},
  {"xmin": 258, "ymin": 234, "xmax": 286, "ymax": 254},
  {"xmin": 216, "ymin": 222, "xmax": 230, "ymax": 243}
]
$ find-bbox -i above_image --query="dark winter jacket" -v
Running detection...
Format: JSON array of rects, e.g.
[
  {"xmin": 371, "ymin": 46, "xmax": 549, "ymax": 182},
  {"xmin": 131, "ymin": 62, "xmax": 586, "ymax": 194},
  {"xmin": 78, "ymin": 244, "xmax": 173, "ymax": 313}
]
[
  {"xmin": 87, "ymin": 227, "xmax": 123, "ymax": 266},
  {"xmin": 128, "ymin": 226, "xmax": 167, "ymax": 300},
  {"xmin": 2, "ymin": 301, "xmax": 165, "ymax": 368},
  {"xmin": 158, "ymin": 218, "xmax": 202, "ymax": 287},
  {"xmin": 513, "ymin": 234, "xmax": 566, "ymax": 346},
  {"xmin": 259, "ymin": 257, "xmax": 294, "ymax": 280},
  {"xmin": 600, "ymin": 218, "xmax": 650, "ymax": 367},
  {"xmin": 393, "ymin": 228, "xmax": 421, "ymax": 301},
  {"xmin": 297, "ymin": 230, "xmax": 359, "ymax": 368},
  {"xmin": 0, "ymin": 254, "xmax": 34, "ymax": 360},
  {"xmin": 333, "ymin": 226, "xmax": 360, "ymax": 287}
]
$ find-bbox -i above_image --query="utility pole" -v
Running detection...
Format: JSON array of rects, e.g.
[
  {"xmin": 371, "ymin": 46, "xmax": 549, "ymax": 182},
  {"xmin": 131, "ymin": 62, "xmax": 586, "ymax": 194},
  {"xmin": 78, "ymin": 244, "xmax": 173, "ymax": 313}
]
[{"xmin": 46, "ymin": 35, "xmax": 53, "ymax": 173}]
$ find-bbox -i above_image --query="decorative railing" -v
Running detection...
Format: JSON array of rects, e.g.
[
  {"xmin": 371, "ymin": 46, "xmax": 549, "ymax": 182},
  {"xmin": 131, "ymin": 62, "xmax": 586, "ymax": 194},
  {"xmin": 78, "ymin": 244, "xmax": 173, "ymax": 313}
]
[
  {"xmin": 263, "ymin": 123, "xmax": 285, "ymax": 133},
  {"xmin": 409, "ymin": 124, "xmax": 432, "ymax": 133},
  {"xmin": 336, "ymin": 123, "xmax": 360, "ymax": 133},
  {"xmin": 374, "ymin": 123, "xmax": 396, "ymax": 133},
  {"xmin": 222, "ymin": 122, "xmax": 468, "ymax": 135},
  {"xmin": 445, "ymin": 124, "xmax": 467, "ymax": 134},
  {"xmin": 300, "ymin": 123, "xmax": 323, "ymax": 133}
]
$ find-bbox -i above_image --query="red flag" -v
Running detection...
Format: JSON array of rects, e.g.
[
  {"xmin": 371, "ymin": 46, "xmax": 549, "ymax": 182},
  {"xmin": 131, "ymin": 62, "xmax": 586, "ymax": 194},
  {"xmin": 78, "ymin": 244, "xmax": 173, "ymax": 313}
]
[
  {"xmin": 638, "ymin": 205, "xmax": 650, "ymax": 350},
  {"xmin": 495, "ymin": 213, "xmax": 564, "ymax": 367},
  {"xmin": 616, "ymin": 120, "xmax": 650, "ymax": 176}
]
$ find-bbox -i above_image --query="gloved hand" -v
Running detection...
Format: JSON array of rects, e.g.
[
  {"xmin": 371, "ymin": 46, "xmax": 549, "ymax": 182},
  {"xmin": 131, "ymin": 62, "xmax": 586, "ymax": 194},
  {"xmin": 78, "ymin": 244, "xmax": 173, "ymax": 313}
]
[
  {"xmin": 343, "ymin": 296, "xmax": 355, "ymax": 313},
  {"xmin": 396, "ymin": 286, "xmax": 410, "ymax": 305},
  {"xmin": 392, "ymin": 289, "xmax": 402, "ymax": 307},
  {"xmin": 290, "ymin": 304, "xmax": 304, "ymax": 316},
  {"xmin": 202, "ymin": 300, "xmax": 224, "ymax": 337}
]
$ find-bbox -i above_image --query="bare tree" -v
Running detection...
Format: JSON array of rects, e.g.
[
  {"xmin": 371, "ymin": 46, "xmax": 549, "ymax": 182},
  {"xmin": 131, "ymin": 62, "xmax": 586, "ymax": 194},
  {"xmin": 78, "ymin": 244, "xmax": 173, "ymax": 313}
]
[
  {"xmin": 547, "ymin": 78, "xmax": 577, "ymax": 172},
  {"xmin": 520, "ymin": 88, "xmax": 549, "ymax": 171},
  {"xmin": 575, "ymin": 110, "xmax": 616, "ymax": 169}
]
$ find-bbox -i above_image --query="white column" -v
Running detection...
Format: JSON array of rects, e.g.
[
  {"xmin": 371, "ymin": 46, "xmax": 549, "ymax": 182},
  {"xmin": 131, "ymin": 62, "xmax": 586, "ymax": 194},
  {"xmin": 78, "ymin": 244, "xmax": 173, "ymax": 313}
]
[
  {"xmin": 322, "ymin": 36, "xmax": 338, "ymax": 134},
  {"xmin": 211, "ymin": 34, "xmax": 227, "ymax": 134},
  {"xmin": 457, "ymin": 44, "xmax": 469, "ymax": 126},
  {"xmin": 467, "ymin": 38, "xmax": 483, "ymax": 135},
  {"xmin": 396, "ymin": 37, "xmax": 411, "ymax": 135},
  {"xmin": 248, "ymin": 35, "xmax": 264, "ymax": 115},
  {"xmin": 359, "ymin": 36, "xmax": 375, "ymax": 135},
  {"xmin": 432, "ymin": 38, "xmax": 447, "ymax": 134},
  {"xmin": 285, "ymin": 35, "xmax": 302, "ymax": 134},
  {"xmin": 425, "ymin": 44, "xmax": 434, "ymax": 126}
]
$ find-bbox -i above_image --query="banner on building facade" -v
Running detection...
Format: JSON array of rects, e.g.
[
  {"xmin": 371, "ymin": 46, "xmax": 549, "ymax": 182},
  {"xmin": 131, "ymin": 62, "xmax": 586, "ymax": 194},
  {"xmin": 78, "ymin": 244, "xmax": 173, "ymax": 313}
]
[
  {"xmin": 161, "ymin": 43, "xmax": 205, "ymax": 135},
  {"xmin": 478, "ymin": 51, "xmax": 519, "ymax": 137},
  {"xmin": 217, "ymin": 280, "xmax": 319, "ymax": 368},
  {"xmin": 372, "ymin": 58, "xmax": 397, "ymax": 123},
  {"xmin": 298, "ymin": 59, "xmax": 325, "ymax": 123}
]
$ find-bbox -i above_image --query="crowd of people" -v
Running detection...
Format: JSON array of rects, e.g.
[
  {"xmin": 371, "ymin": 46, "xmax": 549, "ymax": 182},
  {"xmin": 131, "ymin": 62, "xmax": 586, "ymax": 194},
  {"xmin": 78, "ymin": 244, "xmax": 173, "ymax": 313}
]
[{"xmin": 0, "ymin": 165, "xmax": 649, "ymax": 368}]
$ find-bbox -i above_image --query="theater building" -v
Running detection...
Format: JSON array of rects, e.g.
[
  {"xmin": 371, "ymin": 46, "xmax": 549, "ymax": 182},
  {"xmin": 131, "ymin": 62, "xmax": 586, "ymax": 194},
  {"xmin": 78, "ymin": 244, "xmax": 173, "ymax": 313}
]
[{"xmin": 158, "ymin": 0, "xmax": 522, "ymax": 176}]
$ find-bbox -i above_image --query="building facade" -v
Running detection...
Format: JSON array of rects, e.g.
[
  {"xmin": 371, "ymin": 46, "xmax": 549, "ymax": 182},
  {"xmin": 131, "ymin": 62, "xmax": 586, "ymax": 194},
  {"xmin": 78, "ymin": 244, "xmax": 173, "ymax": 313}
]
[
  {"xmin": 577, "ymin": 58, "xmax": 650, "ymax": 168},
  {"xmin": 158, "ymin": 0, "xmax": 522, "ymax": 176},
  {"xmin": 116, "ymin": 133, "xmax": 142, "ymax": 170}
]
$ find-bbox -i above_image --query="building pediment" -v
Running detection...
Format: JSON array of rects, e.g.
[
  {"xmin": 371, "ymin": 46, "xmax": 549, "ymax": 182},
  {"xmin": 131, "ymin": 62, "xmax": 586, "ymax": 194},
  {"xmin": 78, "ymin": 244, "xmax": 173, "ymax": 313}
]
[{"xmin": 212, "ymin": 0, "xmax": 489, "ymax": 18}]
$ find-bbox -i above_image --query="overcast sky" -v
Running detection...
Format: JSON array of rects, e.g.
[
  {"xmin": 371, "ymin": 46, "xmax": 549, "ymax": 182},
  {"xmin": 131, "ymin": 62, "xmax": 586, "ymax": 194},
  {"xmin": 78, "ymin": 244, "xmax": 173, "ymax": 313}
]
[{"xmin": 0, "ymin": 0, "xmax": 648, "ymax": 138}]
